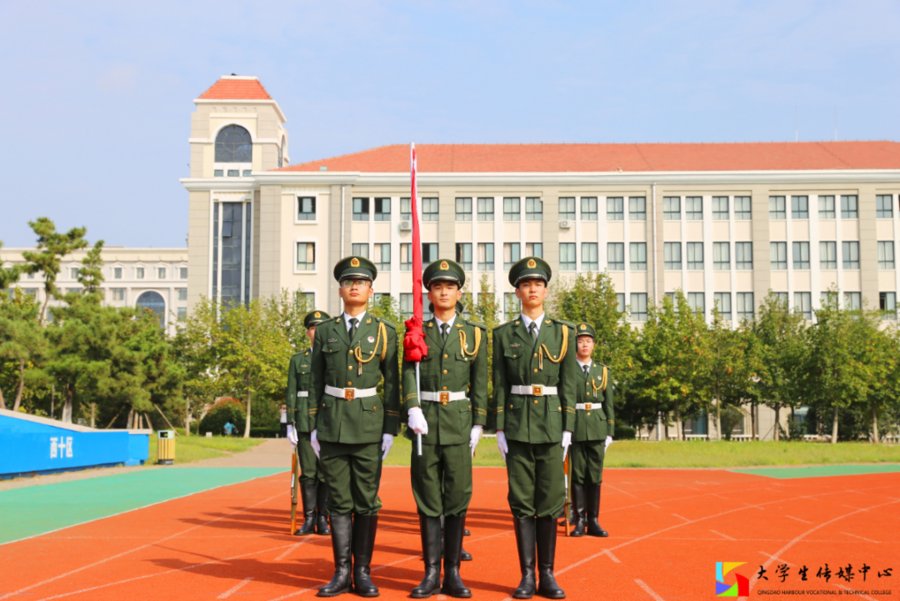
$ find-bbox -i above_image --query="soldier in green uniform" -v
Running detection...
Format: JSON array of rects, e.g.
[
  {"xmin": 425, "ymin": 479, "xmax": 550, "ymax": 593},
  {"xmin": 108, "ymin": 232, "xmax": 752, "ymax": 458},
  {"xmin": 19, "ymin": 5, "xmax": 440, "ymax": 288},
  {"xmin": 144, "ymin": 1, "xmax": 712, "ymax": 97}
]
[
  {"xmin": 286, "ymin": 309, "xmax": 332, "ymax": 536},
  {"xmin": 310, "ymin": 256, "xmax": 401, "ymax": 598},
  {"xmin": 403, "ymin": 259, "xmax": 488, "ymax": 599},
  {"xmin": 568, "ymin": 323, "xmax": 614, "ymax": 538},
  {"xmin": 490, "ymin": 257, "xmax": 577, "ymax": 600}
]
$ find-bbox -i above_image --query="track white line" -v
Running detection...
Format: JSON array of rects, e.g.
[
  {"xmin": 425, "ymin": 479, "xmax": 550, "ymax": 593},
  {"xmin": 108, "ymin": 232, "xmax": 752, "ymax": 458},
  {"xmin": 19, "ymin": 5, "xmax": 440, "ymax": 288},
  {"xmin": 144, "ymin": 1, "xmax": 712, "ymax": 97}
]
[
  {"xmin": 218, "ymin": 577, "xmax": 254, "ymax": 599},
  {"xmin": 635, "ymin": 578, "xmax": 666, "ymax": 601},
  {"xmin": 275, "ymin": 538, "xmax": 313, "ymax": 561},
  {"xmin": 785, "ymin": 514, "xmax": 813, "ymax": 524},
  {"xmin": 710, "ymin": 529, "xmax": 736, "ymax": 541},
  {"xmin": 842, "ymin": 531, "xmax": 879, "ymax": 544},
  {"xmin": 603, "ymin": 549, "xmax": 621, "ymax": 564}
]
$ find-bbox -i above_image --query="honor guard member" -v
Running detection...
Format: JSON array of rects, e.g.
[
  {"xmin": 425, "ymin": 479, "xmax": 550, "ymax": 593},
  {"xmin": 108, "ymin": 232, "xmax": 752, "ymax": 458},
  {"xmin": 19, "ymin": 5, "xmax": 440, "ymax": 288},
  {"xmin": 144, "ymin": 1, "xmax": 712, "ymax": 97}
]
[
  {"xmin": 310, "ymin": 257, "xmax": 401, "ymax": 598},
  {"xmin": 490, "ymin": 257, "xmax": 577, "ymax": 600},
  {"xmin": 568, "ymin": 323, "xmax": 614, "ymax": 538},
  {"xmin": 286, "ymin": 310, "xmax": 332, "ymax": 536},
  {"xmin": 403, "ymin": 259, "xmax": 488, "ymax": 599}
]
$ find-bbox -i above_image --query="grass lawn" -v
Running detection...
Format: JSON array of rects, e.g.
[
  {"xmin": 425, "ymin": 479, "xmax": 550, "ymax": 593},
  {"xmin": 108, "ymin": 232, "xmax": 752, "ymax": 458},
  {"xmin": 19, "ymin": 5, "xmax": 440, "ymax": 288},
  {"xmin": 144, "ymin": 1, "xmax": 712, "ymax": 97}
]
[
  {"xmin": 384, "ymin": 434, "xmax": 900, "ymax": 468},
  {"xmin": 147, "ymin": 434, "xmax": 263, "ymax": 465}
]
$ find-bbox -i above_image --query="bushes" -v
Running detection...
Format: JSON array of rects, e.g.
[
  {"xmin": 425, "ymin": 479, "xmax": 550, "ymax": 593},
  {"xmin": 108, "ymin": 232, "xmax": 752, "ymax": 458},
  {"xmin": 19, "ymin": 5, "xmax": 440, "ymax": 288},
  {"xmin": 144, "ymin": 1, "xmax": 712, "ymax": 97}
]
[{"xmin": 199, "ymin": 398, "xmax": 246, "ymax": 436}]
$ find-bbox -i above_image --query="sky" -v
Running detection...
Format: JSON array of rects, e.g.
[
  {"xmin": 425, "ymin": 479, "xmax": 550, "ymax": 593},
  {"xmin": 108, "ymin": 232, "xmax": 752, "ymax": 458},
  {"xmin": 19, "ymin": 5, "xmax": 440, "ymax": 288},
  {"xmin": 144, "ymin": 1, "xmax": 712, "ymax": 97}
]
[{"xmin": 1, "ymin": 0, "xmax": 899, "ymax": 248}]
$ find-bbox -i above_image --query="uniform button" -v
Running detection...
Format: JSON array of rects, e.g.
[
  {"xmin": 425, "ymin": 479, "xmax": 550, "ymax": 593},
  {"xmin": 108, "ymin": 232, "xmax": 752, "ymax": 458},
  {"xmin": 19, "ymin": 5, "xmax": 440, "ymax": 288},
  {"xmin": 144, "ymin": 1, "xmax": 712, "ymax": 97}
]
[
  {"xmin": 533, "ymin": 352, "xmax": 538, "ymax": 358},
  {"xmin": 533, "ymin": 400, "xmax": 539, "ymax": 405},
  {"xmin": 442, "ymin": 369, "xmax": 448, "ymax": 375},
  {"xmin": 444, "ymin": 354, "xmax": 449, "ymax": 359},
  {"xmin": 533, "ymin": 368, "xmax": 538, "ymax": 373},
  {"xmin": 348, "ymin": 350, "xmax": 353, "ymax": 354},
  {"xmin": 442, "ymin": 385, "xmax": 448, "ymax": 390},
  {"xmin": 348, "ymin": 365, "xmax": 353, "ymax": 370},
  {"xmin": 346, "ymin": 380, "xmax": 352, "ymax": 386}
]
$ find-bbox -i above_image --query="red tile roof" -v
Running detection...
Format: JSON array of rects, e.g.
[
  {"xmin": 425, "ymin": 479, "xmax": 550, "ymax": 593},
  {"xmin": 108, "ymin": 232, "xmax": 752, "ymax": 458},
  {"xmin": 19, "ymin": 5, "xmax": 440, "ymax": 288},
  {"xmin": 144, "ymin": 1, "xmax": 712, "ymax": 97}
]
[
  {"xmin": 278, "ymin": 141, "xmax": 900, "ymax": 173},
  {"xmin": 198, "ymin": 77, "xmax": 272, "ymax": 100}
]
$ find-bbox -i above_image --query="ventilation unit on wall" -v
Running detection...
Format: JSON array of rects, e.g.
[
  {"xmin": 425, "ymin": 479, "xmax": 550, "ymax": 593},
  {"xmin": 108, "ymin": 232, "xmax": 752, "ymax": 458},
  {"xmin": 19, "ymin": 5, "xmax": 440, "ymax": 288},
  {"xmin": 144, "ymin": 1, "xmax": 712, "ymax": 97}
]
[
  {"xmin": 559, "ymin": 220, "xmax": 571, "ymax": 229},
  {"xmin": 399, "ymin": 221, "xmax": 412, "ymax": 232}
]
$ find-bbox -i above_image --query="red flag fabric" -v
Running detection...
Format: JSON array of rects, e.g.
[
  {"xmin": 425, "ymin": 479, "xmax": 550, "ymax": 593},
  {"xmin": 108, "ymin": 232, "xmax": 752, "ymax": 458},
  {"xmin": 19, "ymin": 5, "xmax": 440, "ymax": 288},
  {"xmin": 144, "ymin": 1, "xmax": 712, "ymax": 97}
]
[{"xmin": 403, "ymin": 143, "xmax": 429, "ymax": 362}]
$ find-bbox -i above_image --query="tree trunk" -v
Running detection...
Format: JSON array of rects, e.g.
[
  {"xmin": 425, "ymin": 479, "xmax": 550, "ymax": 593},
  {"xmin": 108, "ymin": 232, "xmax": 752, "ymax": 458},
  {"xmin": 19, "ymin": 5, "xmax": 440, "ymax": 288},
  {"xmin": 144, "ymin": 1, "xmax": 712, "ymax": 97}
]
[
  {"xmin": 773, "ymin": 405, "xmax": 781, "ymax": 441},
  {"xmin": 244, "ymin": 389, "xmax": 252, "ymax": 439},
  {"xmin": 715, "ymin": 399, "xmax": 722, "ymax": 441},
  {"xmin": 871, "ymin": 408, "xmax": 880, "ymax": 444},
  {"xmin": 751, "ymin": 401, "xmax": 758, "ymax": 440},
  {"xmin": 184, "ymin": 399, "xmax": 192, "ymax": 436},
  {"xmin": 62, "ymin": 386, "xmax": 74, "ymax": 423},
  {"xmin": 90, "ymin": 403, "xmax": 96, "ymax": 428},
  {"xmin": 126, "ymin": 408, "xmax": 134, "ymax": 430},
  {"xmin": 831, "ymin": 406, "xmax": 839, "ymax": 444},
  {"xmin": 0, "ymin": 387, "xmax": 6, "ymax": 410},
  {"xmin": 12, "ymin": 358, "xmax": 26, "ymax": 411}
]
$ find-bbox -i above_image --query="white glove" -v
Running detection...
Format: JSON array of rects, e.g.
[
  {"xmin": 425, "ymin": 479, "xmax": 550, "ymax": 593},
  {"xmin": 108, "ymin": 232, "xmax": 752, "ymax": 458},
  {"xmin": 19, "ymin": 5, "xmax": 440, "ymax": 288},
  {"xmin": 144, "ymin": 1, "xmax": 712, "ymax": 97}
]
[
  {"xmin": 407, "ymin": 407, "xmax": 429, "ymax": 435},
  {"xmin": 605, "ymin": 435, "xmax": 613, "ymax": 451},
  {"xmin": 496, "ymin": 430, "xmax": 508, "ymax": 459},
  {"xmin": 381, "ymin": 433, "xmax": 394, "ymax": 459},
  {"xmin": 561, "ymin": 430, "xmax": 572, "ymax": 460},
  {"xmin": 469, "ymin": 425, "xmax": 483, "ymax": 457},
  {"xmin": 310, "ymin": 429, "xmax": 320, "ymax": 458},
  {"xmin": 286, "ymin": 424, "xmax": 298, "ymax": 447}
]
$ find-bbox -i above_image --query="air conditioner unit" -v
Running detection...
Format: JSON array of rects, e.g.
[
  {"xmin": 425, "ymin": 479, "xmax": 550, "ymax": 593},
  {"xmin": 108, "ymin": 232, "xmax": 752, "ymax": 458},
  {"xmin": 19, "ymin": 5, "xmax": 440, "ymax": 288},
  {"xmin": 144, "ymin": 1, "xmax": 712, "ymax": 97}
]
[
  {"xmin": 399, "ymin": 220, "xmax": 412, "ymax": 232},
  {"xmin": 559, "ymin": 220, "xmax": 571, "ymax": 229}
]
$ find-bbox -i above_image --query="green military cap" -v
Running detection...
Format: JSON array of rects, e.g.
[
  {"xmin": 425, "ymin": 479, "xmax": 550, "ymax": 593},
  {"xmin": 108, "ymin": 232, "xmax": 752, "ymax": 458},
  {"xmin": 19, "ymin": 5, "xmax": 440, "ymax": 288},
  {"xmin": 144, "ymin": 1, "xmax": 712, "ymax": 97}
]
[
  {"xmin": 423, "ymin": 258, "xmax": 466, "ymax": 289},
  {"xmin": 575, "ymin": 322, "xmax": 596, "ymax": 339},
  {"xmin": 508, "ymin": 256, "xmax": 552, "ymax": 287},
  {"xmin": 333, "ymin": 256, "xmax": 377, "ymax": 283},
  {"xmin": 304, "ymin": 310, "xmax": 331, "ymax": 328}
]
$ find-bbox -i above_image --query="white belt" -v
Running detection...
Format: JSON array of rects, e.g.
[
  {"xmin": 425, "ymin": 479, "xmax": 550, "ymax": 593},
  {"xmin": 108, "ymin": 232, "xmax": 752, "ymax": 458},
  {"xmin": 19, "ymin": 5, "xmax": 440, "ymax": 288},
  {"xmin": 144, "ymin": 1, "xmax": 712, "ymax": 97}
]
[
  {"xmin": 325, "ymin": 385, "xmax": 378, "ymax": 400},
  {"xmin": 575, "ymin": 402, "xmax": 602, "ymax": 411},
  {"xmin": 510, "ymin": 385, "xmax": 558, "ymax": 396},
  {"xmin": 420, "ymin": 391, "xmax": 468, "ymax": 404},
  {"xmin": 296, "ymin": 391, "xmax": 309, "ymax": 398}
]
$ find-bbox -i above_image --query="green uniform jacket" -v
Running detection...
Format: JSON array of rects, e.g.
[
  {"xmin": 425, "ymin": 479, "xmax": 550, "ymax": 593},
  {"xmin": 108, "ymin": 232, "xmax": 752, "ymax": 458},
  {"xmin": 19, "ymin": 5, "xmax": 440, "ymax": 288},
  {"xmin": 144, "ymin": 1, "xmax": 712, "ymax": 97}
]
[
  {"xmin": 286, "ymin": 349, "xmax": 313, "ymax": 432},
  {"xmin": 490, "ymin": 317, "xmax": 578, "ymax": 443},
  {"xmin": 573, "ymin": 362, "xmax": 615, "ymax": 442},
  {"xmin": 402, "ymin": 316, "xmax": 488, "ymax": 445},
  {"xmin": 311, "ymin": 315, "xmax": 401, "ymax": 444}
]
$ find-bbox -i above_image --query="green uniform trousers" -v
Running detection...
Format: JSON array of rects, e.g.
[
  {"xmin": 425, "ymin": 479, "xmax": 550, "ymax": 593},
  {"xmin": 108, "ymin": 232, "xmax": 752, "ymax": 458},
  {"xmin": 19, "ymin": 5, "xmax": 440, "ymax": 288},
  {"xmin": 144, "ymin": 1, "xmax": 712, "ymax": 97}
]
[
  {"xmin": 319, "ymin": 440, "xmax": 383, "ymax": 515},
  {"xmin": 297, "ymin": 432, "xmax": 325, "ymax": 485},
  {"xmin": 570, "ymin": 440, "xmax": 605, "ymax": 486},
  {"xmin": 410, "ymin": 442, "xmax": 472, "ymax": 517},
  {"xmin": 506, "ymin": 440, "xmax": 565, "ymax": 519}
]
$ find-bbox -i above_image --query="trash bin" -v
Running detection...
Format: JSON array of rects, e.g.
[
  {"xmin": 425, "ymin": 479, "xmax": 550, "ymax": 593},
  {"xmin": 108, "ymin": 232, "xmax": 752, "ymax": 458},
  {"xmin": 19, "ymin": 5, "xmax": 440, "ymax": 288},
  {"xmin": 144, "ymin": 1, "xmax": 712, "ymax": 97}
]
[{"xmin": 157, "ymin": 430, "xmax": 175, "ymax": 465}]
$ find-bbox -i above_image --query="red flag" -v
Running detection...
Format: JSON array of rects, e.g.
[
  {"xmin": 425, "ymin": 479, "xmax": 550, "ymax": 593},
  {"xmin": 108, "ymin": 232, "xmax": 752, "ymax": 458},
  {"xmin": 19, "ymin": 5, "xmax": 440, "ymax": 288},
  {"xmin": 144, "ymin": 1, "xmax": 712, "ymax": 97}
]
[{"xmin": 403, "ymin": 143, "xmax": 429, "ymax": 362}]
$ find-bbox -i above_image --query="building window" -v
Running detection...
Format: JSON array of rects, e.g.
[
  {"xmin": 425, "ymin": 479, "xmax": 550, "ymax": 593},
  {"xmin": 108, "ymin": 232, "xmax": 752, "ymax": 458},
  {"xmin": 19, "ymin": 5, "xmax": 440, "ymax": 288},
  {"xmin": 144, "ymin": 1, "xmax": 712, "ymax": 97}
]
[
  {"xmin": 158, "ymin": 267, "xmax": 167, "ymax": 279},
  {"xmin": 792, "ymin": 241, "xmax": 810, "ymax": 269},
  {"xmin": 503, "ymin": 197, "xmax": 521, "ymax": 221},
  {"xmin": 559, "ymin": 243, "xmax": 576, "ymax": 270},
  {"xmin": 581, "ymin": 243, "xmax": 599, "ymax": 271},
  {"xmin": 876, "ymin": 194, "xmax": 894, "ymax": 218},
  {"xmin": 477, "ymin": 197, "xmax": 494, "ymax": 221},
  {"xmin": 821, "ymin": 291, "xmax": 838, "ymax": 308},
  {"xmin": 179, "ymin": 267, "xmax": 188, "ymax": 279},
  {"xmin": 421, "ymin": 197, "xmax": 439, "ymax": 221},
  {"xmin": 111, "ymin": 288, "xmax": 126, "ymax": 301},
  {"xmin": 456, "ymin": 197, "xmax": 473, "ymax": 221},
  {"xmin": 844, "ymin": 292, "xmax": 862, "ymax": 310},
  {"xmin": 630, "ymin": 293, "xmax": 648, "ymax": 321},
  {"xmin": 713, "ymin": 242, "xmax": 730, "ymax": 270},
  {"xmin": 685, "ymin": 196, "xmax": 703, "ymax": 220},
  {"xmin": 629, "ymin": 196, "xmax": 647, "ymax": 220},
  {"xmin": 477, "ymin": 243, "xmax": 495, "ymax": 270},
  {"xmin": 352, "ymin": 197, "xmax": 370, "ymax": 221},
  {"xmin": 503, "ymin": 243, "xmax": 521, "ymax": 269},
  {"xmin": 70, "ymin": 267, "xmax": 80, "ymax": 279},
  {"xmin": 686, "ymin": 242, "xmax": 704, "ymax": 270},
  {"xmin": 714, "ymin": 292, "xmax": 732, "ymax": 319},
  {"xmin": 374, "ymin": 197, "xmax": 391, "ymax": 221},
  {"xmin": 136, "ymin": 291, "xmax": 166, "ymax": 328},
  {"xmin": 605, "ymin": 197, "xmax": 622, "ymax": 221},
  {"xmin": 687, "ymin": 292, "xmax": 705, "ymax": 315},
  {"xmin": 177, "ymin": 288, "xmax": 188, "ymax": 301},
  {"xmin": 400, "ymin": 293, "xmax": 412, "ymax": 317},
  {"xmin": 663, "ymin": 196, "xmax": 681, "ymax": 220},
  {"xmin": 177, "ymin": 307, "xmax": 188, "ymax": 322},
  {"xmin": 735, "ymin": 242, "xmax": 753, "ymax": 269},
  {"xmin": 769, "ymin": 196, "xmax": 786, "ymax": 219},
  {"xmin": 526, "ymin": 197, "xmax": 543, "ymax": 221},
  {"xmin": 401, "ymin": 197, "xmax": 411, "ymax": 220},
  {"xmin": 840, "ymin": 195, "xmax": 859, "ymax": 219},
  {"xmin": 820, "ymin": 241, "xmax": 837, "ymax": 269},
  {"xmin": 712, "ymin": 196, "xmax": 729, "ymax": 220},
  {"xmin": 736, "ymin": 292, "xmax": 754, "ymax": 320},
  {"xmin": 842, "ymin": 241, "xmax": 860, "ymax": 269},
  {"xmin": 296, "ymin": 242, "xmax": 316, "ymax": 270},
  {"xmin": 630, "ymin": 242, "xmax": 647, "ymax": 270},
  {"xmin": 773, "ymin": 292, "xmax": 789, "ymax": 308},
  {"xmin": 351, "ymin": 243, "xmax": 369, "ymax": 258},
  {"xmin": 526, "ymin": 242, "xmax": 543, "ymax": 258},
  {"xmin": 374, "ymin": 243, "xmax": 391, "ymax": 270},
  {"xmin": 559, "ymin": 197, "xmax": 576, "ymax": 221},
  {"xmin": 664, "ymin": 242, "xmax": 682, "ymax": 269},
  {"xmin": 606, "ymin": 243, "xmax": 623, "ymax": 271},
  {"xmin": 770, "ymin": 242, "xmax": 787, "ymax": 270},
  {"xmin": 456, "ymin": 243, "xmax": 473, "ymax": 269},
  {"xmin": 504, "ymin": 292, "xmax": 521, "ymax": 317},
  {"xmin": 794, "ymin": 292, "xmax": 812, "ymax": 319},
  {"xmin": 422, "ymin": 243, "xmax": 438, "ymax": 263},
  {"xmin": 880, "ymin": 292, "xmax": 897, "ymax": 319},
  {"xmin": 734, "ymin": 196, "xmax": 752, "ymax": 220},
  {"xmin": 818, "ymin": 195, "xmax": 836, "ymax": 218},
  {"xmin": 297, "ymin": 196, "xmax": 316, "ymax": 221},
  {"xmin": 791, "ymin": 195, "xmax": 809, "ymax": 219},
  {"xmin": 136, "ymin": 267, "xmax": 145, "ymax": 280},
  {"xmin": 400, "ymin": 243, "xmax": 411, "ymax": 271},
  {"xmin": 615, "ymin": 293, "xmax": 625, "ymax": 313},
  {"xmin": 215, "ymin": 125, "xmax": 252, "ymax": 162},
  {"xmin": 113, "ymin": 267, "xmax": 123, "ymax": 280},
  {"xmin": 878, "ymin": 241, "xmax": 895, "ymax": 269}
]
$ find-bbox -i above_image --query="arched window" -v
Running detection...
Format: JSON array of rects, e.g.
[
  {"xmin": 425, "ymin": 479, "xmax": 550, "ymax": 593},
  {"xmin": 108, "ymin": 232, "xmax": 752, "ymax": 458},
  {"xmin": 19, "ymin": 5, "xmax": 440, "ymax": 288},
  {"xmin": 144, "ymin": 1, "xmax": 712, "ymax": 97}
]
[
  {"xmin": 136, "ymin": 291, "xmax": 166, "ymax": 328},
  {"xmin": 215, "ymin": 125, "xmax": 252, "ymax": 163}
]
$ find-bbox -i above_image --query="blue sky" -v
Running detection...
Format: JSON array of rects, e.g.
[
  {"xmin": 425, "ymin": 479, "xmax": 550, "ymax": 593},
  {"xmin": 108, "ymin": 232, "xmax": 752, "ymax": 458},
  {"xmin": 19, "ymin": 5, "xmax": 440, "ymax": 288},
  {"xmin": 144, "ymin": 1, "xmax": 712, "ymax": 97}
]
[{"xmin": 2, "ymin": 0, "xmax": 899, "ymax": 248}]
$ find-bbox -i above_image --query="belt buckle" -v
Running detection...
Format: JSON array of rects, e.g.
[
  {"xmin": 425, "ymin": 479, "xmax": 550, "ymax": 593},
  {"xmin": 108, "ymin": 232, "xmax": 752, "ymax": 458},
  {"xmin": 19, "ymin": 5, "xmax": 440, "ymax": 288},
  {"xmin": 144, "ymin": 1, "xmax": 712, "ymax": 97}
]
[
  {"xmin": 584, "ymin": 402, "xmax": 592, "ymax": 411},
  {"xmin": 439, "ymin": 391, "xmax": 450, "ymax": 405},
  {"xmin": 344, "ymin": 388, "xmax": 355, "ymax": 401},
  {"xmin": 533, "ymin": 385, "xmax": 543, "ymax": 397}
]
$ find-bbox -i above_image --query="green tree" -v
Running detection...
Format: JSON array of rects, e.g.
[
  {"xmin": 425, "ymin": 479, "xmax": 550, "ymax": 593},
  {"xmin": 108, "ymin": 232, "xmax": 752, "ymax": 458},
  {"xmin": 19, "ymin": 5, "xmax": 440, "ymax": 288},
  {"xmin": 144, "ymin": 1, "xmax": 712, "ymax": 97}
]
[
  {"xmin": 706, "ymin": 311, "xmax": 756, "ymax": 439},
  {"xmin": 21, "ymin": 218, "xmax": 89, "ymax": 323},
  {"xmin": 865, "ymin": 324, "xmax": 900, "ymax": 443},
  {"xmin": 172, "ymin": 298, "xmax": 223, "ymax": 435},
  {"xmin": 0, "ymin": 289, "xmax": 46, "ymax": 411}
]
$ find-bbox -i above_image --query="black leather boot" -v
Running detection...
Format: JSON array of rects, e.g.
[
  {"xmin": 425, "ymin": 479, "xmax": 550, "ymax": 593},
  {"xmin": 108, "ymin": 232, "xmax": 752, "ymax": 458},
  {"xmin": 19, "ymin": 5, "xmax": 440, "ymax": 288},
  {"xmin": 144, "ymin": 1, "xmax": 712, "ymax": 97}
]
[
  {"xmin": 296, "ymin": 481, "xmax": 317, "ymax": 535},
  {"xmin": 569, "ymin": 484, "xmax": 585, "ymax": 537},
  {"xmin": 586, "ymin": 483, "xmax": 608, "ymax": 537},
  {"xmin": 317, "ymin": 513, "xmax": 351, "ymax": 597},
  {"xmin": 316, "ymin": 482, "xmax": 331, "ymax": 535},
  {"xmin": 536, "ymin": 517, "xmax": 565, "ymax": 599},
  {"xmin": 441, "ymin": 514, "xmax": 472, "ymax": 598},
  {"xmin": 411, "ymin": 514, "xmax": 442, "ymax": 598},
  {"xmin": 512, "ymin": 517, "xmax": 536, "ymax": 599},
  {"xmin": 352, "ymin": 514, "xmax": 379, "ymax": 597}
]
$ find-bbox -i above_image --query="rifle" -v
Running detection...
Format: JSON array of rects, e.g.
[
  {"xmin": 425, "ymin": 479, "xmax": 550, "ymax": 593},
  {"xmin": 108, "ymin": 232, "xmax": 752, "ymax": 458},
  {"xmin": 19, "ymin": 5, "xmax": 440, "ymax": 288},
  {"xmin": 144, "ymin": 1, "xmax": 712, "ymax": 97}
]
[
  {"xmin": 289, "ymin": 448, "xmax": 299, "ymax": 534},
  {"xmin": 561, "ymin": 452, "xmax": 571, "ymax": 536}
]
